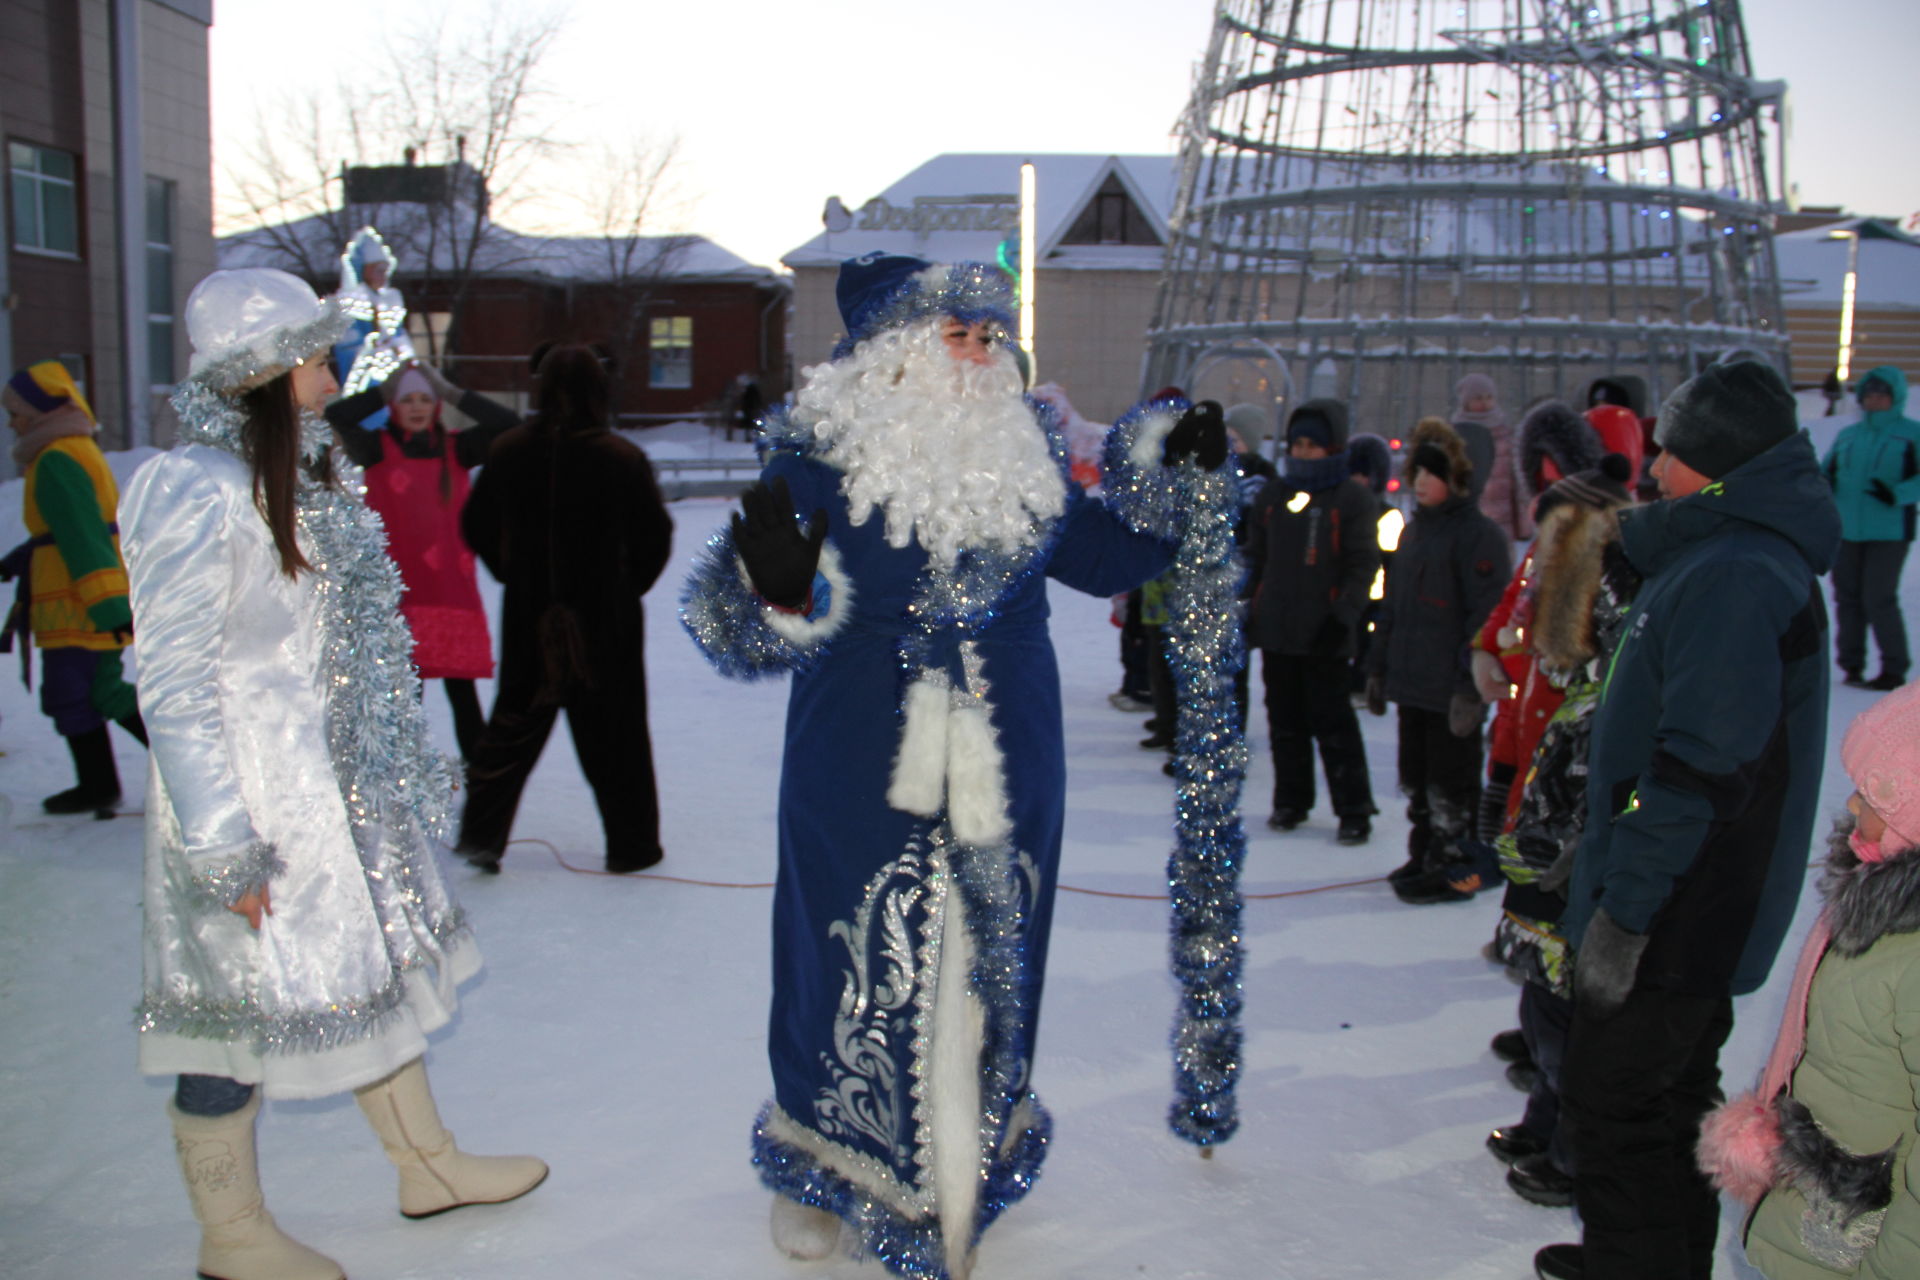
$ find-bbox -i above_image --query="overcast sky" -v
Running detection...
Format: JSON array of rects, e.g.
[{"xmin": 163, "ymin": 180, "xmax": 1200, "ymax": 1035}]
[{"xmin": 209, "ymin": 0, "xmax": 1916, "ymax": 270}]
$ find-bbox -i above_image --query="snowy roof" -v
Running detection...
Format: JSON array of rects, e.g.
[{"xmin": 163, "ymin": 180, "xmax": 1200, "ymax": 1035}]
[
  {"xmin": 220, "ymin": 214, "xmax": 781, "ymax": 285},
  {"xmin": 1774, "ymin": 219, "xmax": 1920, "ymax": 306},
  {"xmin": 781, "ymin": 153, "xmax": 1180, "ymax": 272}
]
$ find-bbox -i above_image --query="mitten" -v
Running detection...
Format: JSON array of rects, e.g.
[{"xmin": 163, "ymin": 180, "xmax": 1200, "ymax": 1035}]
[
  {"xmin": 1162, "ymin": 400, "xmax": 1229, "ymax": 470},
  {"xmin": 1574, "ymin": 906, "xmax": 1648, "ymax": 1019},
  {"xmin": 1448, "ymin": 691, "xmax": 1485, "ymax": 737},
  {"xmin": 732, "ymin": 476, "xmax": 827, "ymax": 610},
  {"xmin": 1364, "ymin": 674, "xmax": 1387, "ymax": 717}
]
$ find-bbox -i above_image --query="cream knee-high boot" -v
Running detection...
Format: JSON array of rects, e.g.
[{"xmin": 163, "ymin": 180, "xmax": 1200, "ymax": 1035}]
[
  {"xmin": 353, "ymin": 1058, "xmax": 548, "ymax": 1219},
  {"xmin": 170, "ymin": 1093, "xmax": 345, "ymax": 1280},
  {"xmin": 769, "ymin": 1194, "xmax": 840, "ymax": 1261}
]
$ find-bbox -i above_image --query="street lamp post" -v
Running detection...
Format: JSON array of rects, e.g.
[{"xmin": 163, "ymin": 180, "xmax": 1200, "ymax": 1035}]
[{"xmin": 1830, "ymin": 228, "xmax": 1861, "ymax": 385}]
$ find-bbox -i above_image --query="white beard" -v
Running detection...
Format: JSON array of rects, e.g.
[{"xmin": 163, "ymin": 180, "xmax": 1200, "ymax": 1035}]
[{"xmin": 792, "ymin": 319, "xmax": 1065, "ymax": 567}]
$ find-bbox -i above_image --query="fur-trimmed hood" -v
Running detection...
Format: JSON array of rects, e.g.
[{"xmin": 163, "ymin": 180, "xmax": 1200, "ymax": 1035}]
[
  {"xmin": 1404, "ymin": 416, "xmax": 1473, "ymax": 498},
  {"xmin": 1819, "ymin": 817, "xmax": 1920, "ymax": 958},
  {"xmin": 1526, "ymin": 500, "xmax": 1628, "ymax": 675},
  {"xmin": 1520, "ymin": 401, "xmax": 1604, "ymax": 496}
]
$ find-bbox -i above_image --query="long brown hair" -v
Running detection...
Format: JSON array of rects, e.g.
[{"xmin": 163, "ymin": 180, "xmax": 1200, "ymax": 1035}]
[{"xmin": 237, "ymin": 374, "xmax": 324, "ymax": 577}]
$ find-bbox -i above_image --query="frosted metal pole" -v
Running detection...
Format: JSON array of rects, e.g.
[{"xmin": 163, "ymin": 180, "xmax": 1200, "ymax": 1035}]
[{"xmin": 1019, "ymin": 161, "xmax": 1036, "ymax": 380}]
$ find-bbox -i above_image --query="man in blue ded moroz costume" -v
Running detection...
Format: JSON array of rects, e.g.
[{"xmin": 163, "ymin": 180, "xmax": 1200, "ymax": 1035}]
[{"xmin": 683, "ymin": 253, "xmax": 1232, "ymax": 1278}]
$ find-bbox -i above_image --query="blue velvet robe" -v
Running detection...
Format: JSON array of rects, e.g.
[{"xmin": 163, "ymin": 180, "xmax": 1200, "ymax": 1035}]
[{"xmin": 682, "ymin": 399, "xmax": 1208, "ymax": 1277}]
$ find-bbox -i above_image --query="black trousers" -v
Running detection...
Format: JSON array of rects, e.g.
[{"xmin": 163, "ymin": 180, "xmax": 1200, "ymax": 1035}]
[
  {"xmin": 460, "ymin": 641, "xmax": 661, "ymax": 868},
  {"xmin": 1832, "ymin": 538, "xmax": 1910, "ymax": 679},
  {"xmin": 1561, "ymin": 987, "xmax": 1734, "ymax": 1280},
  {"xmin": 1396, "ymin": 704, "xmax": 1481, "ymax": 867},
  {"xmin": 1262, "ymin": 650, "xmax": 1375, "ymax": 818},
  {"xmin": 1518, "ymin": 981, "xmax": 1575, "ymax": 1170}
]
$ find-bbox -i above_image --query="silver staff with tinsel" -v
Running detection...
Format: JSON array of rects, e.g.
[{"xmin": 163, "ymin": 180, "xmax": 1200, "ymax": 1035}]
[{"xmin": 1108, "ymin": 398, "xmax": 1250, "ymax": 1151}]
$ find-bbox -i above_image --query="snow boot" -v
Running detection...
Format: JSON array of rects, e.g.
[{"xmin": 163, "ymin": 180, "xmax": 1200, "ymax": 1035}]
[
  {"xmin": 43, "ymin": 725, "xmax": 120, "ymax": 815},
  {"xmin": 1490, "ymin": 1028, "xmax": 1529, "ymax": 1063},
  {"xmin": 769, "ymin": 1195, "xmax": 840, "ymax": 1261},
  {"xmin": 170, "ymin": 1094, "xmax": 344, "ymax": 1280},
  {"xmin": 1508, "ymin": 1153, "xmax": 1574, "ymax": 1207},
  {"xmin": 1486, "ymin": 1124, "xmax": 1546, "ymax": 1165},
  {"xmin": 1534, "ymin": 1242, "xmax": 1584, "ymax": 1279},
  {"xmin": 354, "ymin": 1058, "xmax": 547, "ymax": 1218}
]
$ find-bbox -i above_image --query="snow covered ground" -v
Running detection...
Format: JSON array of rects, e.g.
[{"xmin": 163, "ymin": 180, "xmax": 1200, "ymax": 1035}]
[{"xmin": 0, "ymin": 412, "xmax": 1886, "ymax": 1280}]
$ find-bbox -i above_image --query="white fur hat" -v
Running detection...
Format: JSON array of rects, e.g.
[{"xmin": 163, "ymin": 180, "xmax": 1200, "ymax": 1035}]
[{"xmin": 184, "ymin": 268, "xmax": 348, "ymax": 393}]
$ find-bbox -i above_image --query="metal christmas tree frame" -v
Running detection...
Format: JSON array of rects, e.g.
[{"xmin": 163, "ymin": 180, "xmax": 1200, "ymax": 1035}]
[{"xmin": 1145, "ymin": 0, "xmax": 1790, "ymax": 428}]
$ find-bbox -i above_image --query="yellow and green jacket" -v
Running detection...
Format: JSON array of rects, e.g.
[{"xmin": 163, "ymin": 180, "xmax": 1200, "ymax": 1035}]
[{"xmin": 22, "ymin": 435, "xmax": 132, "ymax": 649}]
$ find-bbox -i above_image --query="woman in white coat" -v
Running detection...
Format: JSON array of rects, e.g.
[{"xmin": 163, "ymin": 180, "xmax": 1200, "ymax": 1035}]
[{"xmin": 120, "ymin": 268, "xmax": 545, "ymax": 1280}]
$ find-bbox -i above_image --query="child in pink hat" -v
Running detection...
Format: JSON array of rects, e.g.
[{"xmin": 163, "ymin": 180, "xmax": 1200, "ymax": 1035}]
[{"xmin": 1699, "ymin": 679, "xmax": 1920, "ymax": 1277}]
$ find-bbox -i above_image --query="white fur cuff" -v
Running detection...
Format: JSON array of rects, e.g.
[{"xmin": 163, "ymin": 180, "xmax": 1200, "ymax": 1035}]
[{"xmin": 757, "ymin": 543, "xmax": 853, "ymax": 647}]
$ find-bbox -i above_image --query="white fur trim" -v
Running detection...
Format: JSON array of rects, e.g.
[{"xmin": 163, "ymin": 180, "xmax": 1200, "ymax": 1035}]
[
  {"xmin": 888, "ymin": 676, "xmax": 952, "ymax": 817},
  {"xmin": 945, "ymin": 702, "xmax": 1012, "ymax": 847},
  {"xmin": 769, "ymin": 1195, "xmax": 841, "ymax": 1260},
  {"xmin": 931, "ymin": 886, "xmax": 985, "ymax": 1279},
  {"xmin": 1129, "ymin": 405, "xmax": 1180, "ymax": 470},
  {"xmin": 757, "ymin": 542, "xmax": 853, "ymax": 647}
]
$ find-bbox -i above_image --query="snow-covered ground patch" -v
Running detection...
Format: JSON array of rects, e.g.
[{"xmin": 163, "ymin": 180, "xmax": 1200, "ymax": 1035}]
[{"xmin": 1, "ymin": 421, "xmax": 1877, "ymax": 1278}]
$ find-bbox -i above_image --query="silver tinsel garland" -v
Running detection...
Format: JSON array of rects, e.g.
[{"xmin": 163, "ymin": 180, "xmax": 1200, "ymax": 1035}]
[{"xmin": 1106, "ymin": 396, "xmax": 1250, "ymax": 1149}]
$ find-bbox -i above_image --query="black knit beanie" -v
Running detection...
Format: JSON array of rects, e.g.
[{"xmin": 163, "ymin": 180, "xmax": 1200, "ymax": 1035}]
[{"xmin": 1653, "ymin": 360, "xmax": 1797, "ymax": 480}]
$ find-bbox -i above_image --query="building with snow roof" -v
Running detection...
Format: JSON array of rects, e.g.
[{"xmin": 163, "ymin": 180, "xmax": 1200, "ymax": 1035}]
[
  {"xmin": 1773, "ymin": 216, "xmax": 1920, "ymax": 388},
  {"xmin": 217, "ymin": 166, "xmax": 790, "ymax": 429},
  {"xmin": 782, "ymin": 153, "xmax": 1177, "ymax": 422}
]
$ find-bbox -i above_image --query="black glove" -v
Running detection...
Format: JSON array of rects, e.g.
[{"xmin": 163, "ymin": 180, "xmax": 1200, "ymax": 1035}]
[
  {"xmin": 1364, "ymin": 674, "xmax": 1387, "ymax": 717},
  {"xmin": 1573, "ymin": 907, "xmax": 1649, "ymax": 1020},
  {"xmin": 1162, "ymin": 400, "xmax": 1229, "ymax": 470},
  {"xmin": 1870, "ymin": 478, "xmax": 1899, "ymax": 506},
  {"xmin": 731, "ymin": 476, "xmax": 827, "ymax": 611},
  {"xmin": 1448, "ymin": 691, "xmax": 1485, "ymax": 738},
  {"xmin": 1311, "ymin": 616, "xmax": 1350, "ymax": 658}
]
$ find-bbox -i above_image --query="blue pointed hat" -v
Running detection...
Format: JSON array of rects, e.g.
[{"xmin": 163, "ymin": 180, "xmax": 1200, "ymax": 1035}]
[{"xmin": 832, "ymin": 253, "xmax": 1015, "ymax": 359}]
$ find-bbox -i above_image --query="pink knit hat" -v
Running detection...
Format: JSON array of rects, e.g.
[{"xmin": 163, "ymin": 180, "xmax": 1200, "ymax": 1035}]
[{"xmin": 1841, "ymin": 679, "xmax": 1920, "ymax": 852}]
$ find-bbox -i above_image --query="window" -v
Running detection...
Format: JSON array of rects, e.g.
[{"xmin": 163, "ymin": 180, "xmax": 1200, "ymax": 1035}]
[
  {"xmin": 10, "ymin": 141, "xmax": 80, "ymax": 256},
  {"xmin": 649, "ymin": 316, "xmax": 692, "ymax": 389},
  {"xmin": 1059, "ymin": 174, "xmax": 1163, "ymax": 248},
  {"xmin": 146, "ymin": 177, "xmax": 175, "ymax": 387}
]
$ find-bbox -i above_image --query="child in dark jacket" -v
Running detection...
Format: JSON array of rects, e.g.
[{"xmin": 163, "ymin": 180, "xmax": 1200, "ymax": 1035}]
[
  {"xmin": 1247, "ymin": 399, "xmax": 1381, "ymax": 843},
  {"xmin": 1365, "ymin": 417, "xmax": 1512, "ymax": 903}
]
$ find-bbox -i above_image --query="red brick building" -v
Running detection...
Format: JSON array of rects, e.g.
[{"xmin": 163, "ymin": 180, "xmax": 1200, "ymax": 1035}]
[{"xmin": 220, "ymin": 196, "xmax": 790, "ymax": 424}]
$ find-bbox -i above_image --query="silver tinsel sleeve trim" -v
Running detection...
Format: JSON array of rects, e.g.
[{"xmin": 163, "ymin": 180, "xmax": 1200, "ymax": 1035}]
[
  {"xmin": 680, "ymin": 523, "xmax": 831, "ymax": 680},
  {"xmin": 1160, "ymin": 459, "xmax": 1250, "ymax": 1149},
  {"xmin": 136, "ymin": 915, "xmax": 473, "ymax": 1055},
  {"xmin": 186, "ymin": 839, "xmax": 287, "ymax": 912},
  {"xmin": 1100, "ymin": 396, "xmax": 1189, "ymax": 542}
]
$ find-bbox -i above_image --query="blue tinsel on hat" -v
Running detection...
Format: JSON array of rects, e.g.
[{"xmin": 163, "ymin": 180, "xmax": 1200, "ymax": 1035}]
[{"xmin": 831, "ymin": 252, "xmax": 1016, "ymax": 360}]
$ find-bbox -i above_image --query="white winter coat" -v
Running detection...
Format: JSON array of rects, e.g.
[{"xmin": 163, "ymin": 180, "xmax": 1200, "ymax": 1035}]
[{"xmin": 120, "ymin": 443, "xmax": 477, "ymax": 1099}]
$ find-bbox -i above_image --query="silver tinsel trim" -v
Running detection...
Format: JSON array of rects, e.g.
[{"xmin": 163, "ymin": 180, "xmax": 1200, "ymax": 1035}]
[
  {"xmin": 184, "ymin": 297, "xmax": 351, "ymax": 395},
  {"xmin": 1101, "ymin": 397, "xmax": 1189, "ymax": 542},
  {"xmin": 135, "ymin": 916, "xmax": 470, "ymax": 1055},
  {"xmin": 834, "ymin": 262, "xmax": 1017, "ymax": 360},
  {"xmin": 679, "ymin": 529, "xmax": 824, "ymax": 679},
  {"xmin": 186, "ymin": 839, "xmax": 287, "ymax": 912},
  {"xmin": 1161, "ymin": 459, "xmax": 1249, "ymax": 1148}
]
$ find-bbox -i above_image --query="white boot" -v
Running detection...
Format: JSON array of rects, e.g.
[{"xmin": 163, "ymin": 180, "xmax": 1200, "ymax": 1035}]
[
  {"xmin": 170, "ymin": 1093, "xmax": 345, "ymax": 1280},
  {"xmin": 769, "ymin": 1194, "xmax": 840, "ymax": 1261},
  {"xmin": 354, "ymin": 1058, "xmax": 548, "ymax": 1219}
]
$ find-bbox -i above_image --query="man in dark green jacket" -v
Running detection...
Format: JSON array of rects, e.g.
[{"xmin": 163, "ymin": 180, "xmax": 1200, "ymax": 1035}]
[{"xmin": 1534, "ymin": 361, "xmax": 1842, "ymax": 1280}]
